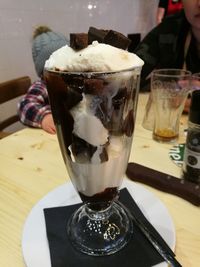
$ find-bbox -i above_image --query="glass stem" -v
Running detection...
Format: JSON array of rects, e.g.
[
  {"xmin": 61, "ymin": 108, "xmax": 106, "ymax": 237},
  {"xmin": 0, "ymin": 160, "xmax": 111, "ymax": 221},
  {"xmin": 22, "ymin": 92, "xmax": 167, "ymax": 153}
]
[{"xmin": 85, "ymin": 204, "xmax": 112, "ymax": 221}]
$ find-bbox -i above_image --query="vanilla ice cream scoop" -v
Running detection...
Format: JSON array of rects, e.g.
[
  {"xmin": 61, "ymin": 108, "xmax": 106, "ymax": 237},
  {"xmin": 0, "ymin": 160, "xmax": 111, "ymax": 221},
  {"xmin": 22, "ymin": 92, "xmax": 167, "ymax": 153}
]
[
  {"xmin": 70, "ymin": 94, "xmax": 108, "ymax": 146},
  {"xmin": 45, "ymin": 41, "xmax": 144, "ymax": 72}
]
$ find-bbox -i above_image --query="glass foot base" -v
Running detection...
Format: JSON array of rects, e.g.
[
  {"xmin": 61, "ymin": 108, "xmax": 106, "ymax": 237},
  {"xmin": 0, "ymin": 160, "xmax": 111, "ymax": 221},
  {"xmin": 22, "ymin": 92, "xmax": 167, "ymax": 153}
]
[{"xmin": 67, "ymin": 201, "xmax": 133, "ymax": 256}]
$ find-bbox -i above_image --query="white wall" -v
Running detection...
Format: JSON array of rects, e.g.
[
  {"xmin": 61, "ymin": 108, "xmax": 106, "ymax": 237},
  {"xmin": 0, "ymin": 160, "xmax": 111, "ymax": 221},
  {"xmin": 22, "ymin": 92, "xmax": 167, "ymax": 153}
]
[{"xmin": 0, "ymin": 0, "xmax": 158, "ymax": 132}]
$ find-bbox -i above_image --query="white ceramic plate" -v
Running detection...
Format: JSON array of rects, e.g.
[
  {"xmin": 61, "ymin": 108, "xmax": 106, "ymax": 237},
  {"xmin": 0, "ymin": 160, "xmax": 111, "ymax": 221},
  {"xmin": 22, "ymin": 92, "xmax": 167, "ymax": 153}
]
[{"xmin": 22, "ymin": 179, "xmax": 176, "ymax": 267}]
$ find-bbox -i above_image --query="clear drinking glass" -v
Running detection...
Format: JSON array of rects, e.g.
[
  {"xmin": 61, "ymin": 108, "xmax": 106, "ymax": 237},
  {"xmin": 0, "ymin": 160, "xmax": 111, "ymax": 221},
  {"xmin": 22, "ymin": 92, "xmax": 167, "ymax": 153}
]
[
  {"xmin": 142, "ymin": 92, "xmax": 154, "ymax": 131},
  {"xmin": 44, "ymin": 67, "xmax": 142, "ymax": 256},
  {"xmin": 151, "ymin": 69, "xmax": 191, "ymax": 143}
]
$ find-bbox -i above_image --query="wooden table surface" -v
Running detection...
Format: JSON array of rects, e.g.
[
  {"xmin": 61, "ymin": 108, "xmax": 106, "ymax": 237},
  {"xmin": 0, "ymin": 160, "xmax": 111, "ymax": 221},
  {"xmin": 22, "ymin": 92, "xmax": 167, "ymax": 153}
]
[{"xmin": 0, "ymin": 94, "xmax": 199, "ymax": 267}]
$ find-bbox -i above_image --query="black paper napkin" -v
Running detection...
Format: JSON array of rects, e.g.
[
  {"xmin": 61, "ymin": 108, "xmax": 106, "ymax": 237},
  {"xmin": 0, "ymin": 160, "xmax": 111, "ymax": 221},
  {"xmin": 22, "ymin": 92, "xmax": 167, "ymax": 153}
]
[{"xmin": 44, "ymin": 188, "xmax": 167, "ymax": 267}]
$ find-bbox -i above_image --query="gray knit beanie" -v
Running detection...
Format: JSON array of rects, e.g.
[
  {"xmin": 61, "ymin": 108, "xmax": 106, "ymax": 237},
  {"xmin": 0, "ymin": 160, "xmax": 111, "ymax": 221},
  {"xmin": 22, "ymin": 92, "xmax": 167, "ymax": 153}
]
[{"xmin": 32, "ymin": 26, "xmax": 68, "ymax": 77}]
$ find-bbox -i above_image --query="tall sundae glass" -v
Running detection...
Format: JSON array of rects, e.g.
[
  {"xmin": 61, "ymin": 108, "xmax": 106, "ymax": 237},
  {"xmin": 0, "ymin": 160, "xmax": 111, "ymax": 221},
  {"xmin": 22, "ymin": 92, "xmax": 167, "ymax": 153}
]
[{"xmin": 44, "ymin": 41, "xmax": 143, "ymax": 256}]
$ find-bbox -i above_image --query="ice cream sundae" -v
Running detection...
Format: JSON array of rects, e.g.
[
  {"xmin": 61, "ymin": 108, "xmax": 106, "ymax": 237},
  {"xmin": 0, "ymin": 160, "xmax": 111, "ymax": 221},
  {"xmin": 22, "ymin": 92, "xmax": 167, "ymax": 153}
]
[
  {"xmin": 45, "ymin": 28, "xmax": 143, "ymax": 210},
  {"xmin": 44, "ymin": 27, "xmax": 144, "ymax": 256}
]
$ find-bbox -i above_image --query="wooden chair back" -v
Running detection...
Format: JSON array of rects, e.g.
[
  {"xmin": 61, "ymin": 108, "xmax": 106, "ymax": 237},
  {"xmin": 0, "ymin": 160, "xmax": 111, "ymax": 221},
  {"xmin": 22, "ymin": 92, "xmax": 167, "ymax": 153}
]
[{"xmin": 0, "ymin": 76, "xmax": 31, "ymax": 135}]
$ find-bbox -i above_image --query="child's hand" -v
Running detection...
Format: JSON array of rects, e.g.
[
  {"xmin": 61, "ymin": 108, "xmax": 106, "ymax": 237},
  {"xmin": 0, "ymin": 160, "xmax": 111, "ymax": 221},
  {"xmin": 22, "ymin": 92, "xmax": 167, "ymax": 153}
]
[{"xmin": 41, "ymin": 114, "xmax": 56, "ymax": 134}]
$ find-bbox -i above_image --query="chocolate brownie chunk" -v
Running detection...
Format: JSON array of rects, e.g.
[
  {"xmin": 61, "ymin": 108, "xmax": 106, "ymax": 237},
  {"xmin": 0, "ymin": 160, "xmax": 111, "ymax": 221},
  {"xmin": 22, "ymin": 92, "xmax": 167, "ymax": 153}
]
[
  {"xmin": 88, "ymin": 27, "xmax": 131, "ymax": 50},
  {"xmin": 79, "ymin": 187, "xmax": 119, "ymax": 211},
  {"xmin": 88, "ymin": 27, "xmax": 108, "ymax": 44},
  {"xmin": 104, "ymin": 30, "xmax": 131, "ymax": 50},
  {"xmin": 71, "ymin": 27, "xmax": 131, "ymax": 51},
  {"xmin": 70, "ymin": 33, "xmax": 88, "ymax": 50},
  {"xmin": 71, "ymin": 134, "xmax": 108, "ymax": 163},
  {"xmin": 122, "ymin": 109, "xmax": 135, "ymax": 137},
  {"xmin": 99, "ymin": 146, "xmax": 109, "ymax": 162},
  {"xmin": 71, "ymin": 134, "xmax": 97, "ymax": 163},
  {"xmin": 84, "ymin": 78, "xmax": 104, "ymax": 95}
]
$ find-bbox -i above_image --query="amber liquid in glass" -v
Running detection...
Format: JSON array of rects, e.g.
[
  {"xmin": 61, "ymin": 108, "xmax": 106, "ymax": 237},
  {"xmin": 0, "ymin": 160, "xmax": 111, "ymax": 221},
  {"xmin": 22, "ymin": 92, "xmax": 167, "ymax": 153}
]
[{"xmin": 153, "ymin": 128, "xmax": 178, "ymax": 142}]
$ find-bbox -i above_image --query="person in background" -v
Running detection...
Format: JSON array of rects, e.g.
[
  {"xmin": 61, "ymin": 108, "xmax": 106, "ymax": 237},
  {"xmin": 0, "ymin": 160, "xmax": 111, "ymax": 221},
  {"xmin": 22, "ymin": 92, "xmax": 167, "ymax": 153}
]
[
  {"xmin": 18, "ymin": 26, "xmax": 68, "ymax": 134},
  {"xmin": 157, "ymin": 0, "xmax": 183, "ymax": 24},
  {"xmin": 135, "ymin": 0, "xmax": 200, "ymax": 112}
]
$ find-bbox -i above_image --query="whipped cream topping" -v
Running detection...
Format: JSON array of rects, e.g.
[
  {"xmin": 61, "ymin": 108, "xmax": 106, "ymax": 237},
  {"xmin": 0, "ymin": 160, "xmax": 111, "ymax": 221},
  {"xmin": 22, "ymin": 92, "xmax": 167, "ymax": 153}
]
[{"xmin": 45, "ymin": 41, "xmax": 144, "ymax": 72}]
